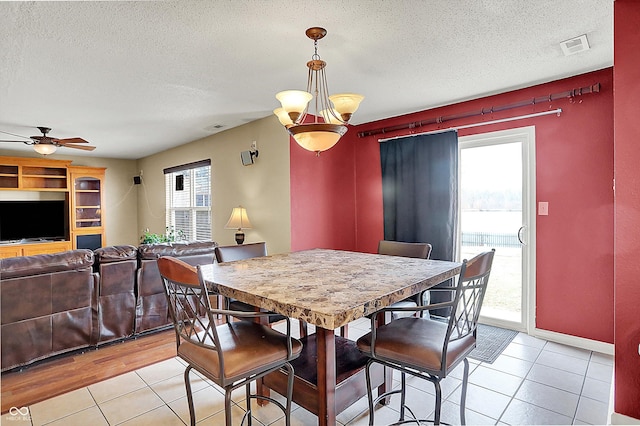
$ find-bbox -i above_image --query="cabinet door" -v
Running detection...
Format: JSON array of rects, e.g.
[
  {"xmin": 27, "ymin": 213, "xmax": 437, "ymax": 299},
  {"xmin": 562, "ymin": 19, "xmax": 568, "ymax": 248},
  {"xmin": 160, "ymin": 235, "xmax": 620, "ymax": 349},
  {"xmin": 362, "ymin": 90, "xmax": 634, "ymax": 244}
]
[
  {"xmin": 69, "ymin": 167, "xmax": 106, "ymax": 249},
  {"xmin": 0, "ymin": 246, "xmax": 22, "ymax": 258},
  {"xmin": 72, "ymin": 176, "xmax": 103, "ymax": 229},
  {"xmin": 21, "ymin": 241, "xmax": 72, "ymax": 256}
]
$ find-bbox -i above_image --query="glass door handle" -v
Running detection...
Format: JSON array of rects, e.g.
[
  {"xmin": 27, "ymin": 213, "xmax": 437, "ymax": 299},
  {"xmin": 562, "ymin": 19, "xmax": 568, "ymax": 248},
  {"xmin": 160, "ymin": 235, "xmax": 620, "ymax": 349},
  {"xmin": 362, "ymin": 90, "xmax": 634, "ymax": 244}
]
[{"xmin": 517, "ymin": 226, "xmax": 526, "ymax": 245}]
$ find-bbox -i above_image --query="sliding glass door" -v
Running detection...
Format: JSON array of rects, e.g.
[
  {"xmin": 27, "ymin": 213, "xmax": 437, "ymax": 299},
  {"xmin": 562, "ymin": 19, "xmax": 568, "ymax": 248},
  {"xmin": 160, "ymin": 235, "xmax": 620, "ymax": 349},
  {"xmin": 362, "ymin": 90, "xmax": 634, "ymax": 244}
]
[{"xmin": 458, "ymin": 127, "xmax": 535, "ymax": 331}]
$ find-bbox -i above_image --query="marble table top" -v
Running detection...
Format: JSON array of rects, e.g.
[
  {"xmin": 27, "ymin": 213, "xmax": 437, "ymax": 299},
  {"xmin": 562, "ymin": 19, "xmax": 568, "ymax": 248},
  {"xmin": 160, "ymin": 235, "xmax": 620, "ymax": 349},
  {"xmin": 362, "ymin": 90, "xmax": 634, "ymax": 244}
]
[{"xmin": 199, "ymin": 248, "xmax": 461, "ymax": 330}]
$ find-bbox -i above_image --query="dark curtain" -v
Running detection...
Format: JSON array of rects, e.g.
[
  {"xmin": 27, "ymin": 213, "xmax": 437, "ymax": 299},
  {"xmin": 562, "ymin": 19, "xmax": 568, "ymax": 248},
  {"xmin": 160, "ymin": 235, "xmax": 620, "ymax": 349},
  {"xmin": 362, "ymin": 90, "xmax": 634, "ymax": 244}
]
[
  {"xmin": 380, "ymin": 130, "xmax": 459, "ymax": 261},
  {"xmin": 380, "ymin": 131, "xmax": 459, "ymax": 315}
]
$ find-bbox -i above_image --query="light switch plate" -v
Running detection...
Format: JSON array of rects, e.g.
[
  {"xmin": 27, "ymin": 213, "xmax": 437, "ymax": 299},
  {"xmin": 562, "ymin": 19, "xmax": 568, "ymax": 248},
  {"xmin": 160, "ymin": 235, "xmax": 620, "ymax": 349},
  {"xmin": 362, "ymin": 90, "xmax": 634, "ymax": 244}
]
[{"xmin": 538, "ymin": 202, "xmax": 549, "ymax": 216}]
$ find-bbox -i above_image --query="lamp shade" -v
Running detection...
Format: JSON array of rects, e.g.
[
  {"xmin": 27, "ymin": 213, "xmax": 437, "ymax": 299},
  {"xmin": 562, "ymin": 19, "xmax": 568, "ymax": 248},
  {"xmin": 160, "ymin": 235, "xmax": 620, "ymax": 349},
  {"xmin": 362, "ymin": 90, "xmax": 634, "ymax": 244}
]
[
  {"xmin": 225, "ymin": 207, "xmax": 252, "ymax": 230},
  {"xmin": 33, "ymin": 143, "xmax": 57, "ymax": 155}
]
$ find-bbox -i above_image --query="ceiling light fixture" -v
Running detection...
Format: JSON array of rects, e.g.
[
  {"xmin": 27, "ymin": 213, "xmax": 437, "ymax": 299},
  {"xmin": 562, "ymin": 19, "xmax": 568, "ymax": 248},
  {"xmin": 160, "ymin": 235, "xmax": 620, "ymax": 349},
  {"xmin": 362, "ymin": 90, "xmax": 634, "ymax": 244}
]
[
  {"xmin": 274, "ymin": 27, "xmax": 364, "ymax": 155},
  {"xmin": 32, "ymin": 143, "xmax": 57, "ymax": 155}
]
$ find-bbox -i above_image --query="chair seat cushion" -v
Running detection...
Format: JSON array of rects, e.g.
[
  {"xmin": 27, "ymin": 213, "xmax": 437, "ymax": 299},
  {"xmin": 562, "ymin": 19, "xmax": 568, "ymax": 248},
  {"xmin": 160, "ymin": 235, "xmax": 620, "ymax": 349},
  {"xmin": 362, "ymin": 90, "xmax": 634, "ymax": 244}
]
[
  {"xmin": 178, "ymin": 320, "xmax": 302, "ymax": 384},
  {"xmin": 357, "ymin": 317, "xmax": 475, "ymax": 373}
]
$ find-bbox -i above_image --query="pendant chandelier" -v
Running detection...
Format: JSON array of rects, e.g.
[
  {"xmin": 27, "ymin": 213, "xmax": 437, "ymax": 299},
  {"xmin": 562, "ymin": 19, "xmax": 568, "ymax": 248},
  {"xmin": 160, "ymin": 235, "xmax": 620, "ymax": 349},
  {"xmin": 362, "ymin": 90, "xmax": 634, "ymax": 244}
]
[{"xmin": 274, "ymin": 27, "xmax": 364, "ymax": 155}]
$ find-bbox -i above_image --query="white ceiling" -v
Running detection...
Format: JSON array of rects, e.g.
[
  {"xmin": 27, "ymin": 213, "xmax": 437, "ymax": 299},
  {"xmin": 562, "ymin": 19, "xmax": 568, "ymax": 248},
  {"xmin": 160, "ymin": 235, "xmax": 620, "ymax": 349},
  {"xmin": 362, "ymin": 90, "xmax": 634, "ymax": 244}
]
[{"xmin": 0, "ymin": 1, "xmax": 613, "ymax": 160}]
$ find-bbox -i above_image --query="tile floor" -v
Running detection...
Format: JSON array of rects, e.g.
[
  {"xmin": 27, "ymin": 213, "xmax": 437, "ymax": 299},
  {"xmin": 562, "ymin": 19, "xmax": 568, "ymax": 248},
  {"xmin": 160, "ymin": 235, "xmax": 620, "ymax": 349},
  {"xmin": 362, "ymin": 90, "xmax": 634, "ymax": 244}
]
[{"xmin": 2, "ymin": 318, "xmax": 612, "ymax": 425}]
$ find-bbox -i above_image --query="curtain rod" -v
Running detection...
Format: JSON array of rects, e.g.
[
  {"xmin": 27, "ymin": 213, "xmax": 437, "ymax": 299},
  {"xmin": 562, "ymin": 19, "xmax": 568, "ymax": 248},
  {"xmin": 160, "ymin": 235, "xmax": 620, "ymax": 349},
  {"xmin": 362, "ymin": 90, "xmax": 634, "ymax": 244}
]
[
  {"xmin": 359, "ymin": 82, "xmax": 600, "ymax": 139},
  {"xmin": 378, "ymin": 108, "xmax": 562, "ymax": 142}
]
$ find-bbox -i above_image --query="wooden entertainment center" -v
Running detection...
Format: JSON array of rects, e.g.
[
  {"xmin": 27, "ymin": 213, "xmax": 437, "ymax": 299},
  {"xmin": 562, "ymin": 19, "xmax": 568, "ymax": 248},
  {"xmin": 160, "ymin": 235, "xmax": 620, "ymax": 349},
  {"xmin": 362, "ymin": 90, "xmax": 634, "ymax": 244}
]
[{"xmin": 0, "ymin": 156, "xmax": 105, "ymax": 258}]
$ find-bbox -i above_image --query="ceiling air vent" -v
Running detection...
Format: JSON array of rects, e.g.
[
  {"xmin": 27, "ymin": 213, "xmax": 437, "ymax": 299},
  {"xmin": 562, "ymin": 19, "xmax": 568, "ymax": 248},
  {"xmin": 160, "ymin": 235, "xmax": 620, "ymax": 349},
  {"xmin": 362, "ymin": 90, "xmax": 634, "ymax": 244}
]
[
  {"xmin": 560, "ymin": 34, "xmax": 590, "ymax": 56},
  {"xmin": 204, "ymin": 124, "xmax": 225, "ymax": 132}
]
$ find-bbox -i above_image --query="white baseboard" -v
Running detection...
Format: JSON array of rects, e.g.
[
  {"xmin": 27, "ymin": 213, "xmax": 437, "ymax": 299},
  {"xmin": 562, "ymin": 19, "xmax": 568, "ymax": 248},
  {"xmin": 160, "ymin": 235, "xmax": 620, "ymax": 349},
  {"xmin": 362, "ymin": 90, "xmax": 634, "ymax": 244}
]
[
  {"xmin": 611, "ymin": 412, "xmax": 640, "ymax": 425},
  {"xmin": 531, "ymin": 327, "xmax": 614, "ymax": 355}
]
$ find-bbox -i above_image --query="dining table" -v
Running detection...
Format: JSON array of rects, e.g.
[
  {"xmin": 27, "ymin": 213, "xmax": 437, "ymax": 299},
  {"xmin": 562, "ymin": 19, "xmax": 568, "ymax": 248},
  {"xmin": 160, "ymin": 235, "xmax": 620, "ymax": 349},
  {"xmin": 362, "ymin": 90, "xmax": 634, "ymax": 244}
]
[{"xmin": 199, "ymin": 248, "xmax": 461, "ymax": 426}]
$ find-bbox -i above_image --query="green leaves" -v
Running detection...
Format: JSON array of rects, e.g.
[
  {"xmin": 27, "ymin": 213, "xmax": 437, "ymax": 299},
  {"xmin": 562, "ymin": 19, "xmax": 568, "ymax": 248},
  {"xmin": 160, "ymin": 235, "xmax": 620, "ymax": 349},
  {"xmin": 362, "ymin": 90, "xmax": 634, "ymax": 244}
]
[{"xmin": 140, "ymin": 227, "xmax": 186, "ymax": 244}]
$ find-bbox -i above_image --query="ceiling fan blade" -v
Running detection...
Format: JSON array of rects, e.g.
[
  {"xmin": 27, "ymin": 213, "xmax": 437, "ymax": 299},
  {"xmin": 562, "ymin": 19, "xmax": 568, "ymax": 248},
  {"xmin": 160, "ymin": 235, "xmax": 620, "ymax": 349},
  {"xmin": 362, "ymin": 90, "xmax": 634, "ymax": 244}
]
[
  {"xmin": 0, "ymin": 140, "xmax": 30, "ymax": 144},
  {"xmin": 57, "ymin": 137, "xmax": 89, "ymax": 144},
  {"xmin": 62, "ymin": 144, "xmax": 96, "ymax": 151}
]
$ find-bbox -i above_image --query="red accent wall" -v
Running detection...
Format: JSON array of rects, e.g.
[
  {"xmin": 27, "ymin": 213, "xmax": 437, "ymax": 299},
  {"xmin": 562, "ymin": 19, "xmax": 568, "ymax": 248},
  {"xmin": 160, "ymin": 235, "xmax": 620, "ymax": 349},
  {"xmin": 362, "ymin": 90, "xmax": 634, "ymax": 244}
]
[
  {"xmin": 290, "ymin": 70, "xmax": 615, "ymax": 344},
  {"xmin": 352, "ymin": 70, "xmax": 614, "ymax": 343},
  {"xmin": 290, "ymin": 130, "xmax": 357, "ymax": 251},
  {"xmin": 613, "ymin": 0, "xmax": 640, "ymax": 418}
]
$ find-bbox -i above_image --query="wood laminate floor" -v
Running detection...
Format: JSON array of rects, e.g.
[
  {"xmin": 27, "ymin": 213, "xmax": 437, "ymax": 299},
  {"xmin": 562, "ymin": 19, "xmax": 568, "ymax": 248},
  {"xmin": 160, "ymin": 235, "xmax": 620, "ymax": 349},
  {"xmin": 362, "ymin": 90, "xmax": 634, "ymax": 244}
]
[{"xmin": 0, "ymin": 330, "xmax": 176, "ymax": 414}]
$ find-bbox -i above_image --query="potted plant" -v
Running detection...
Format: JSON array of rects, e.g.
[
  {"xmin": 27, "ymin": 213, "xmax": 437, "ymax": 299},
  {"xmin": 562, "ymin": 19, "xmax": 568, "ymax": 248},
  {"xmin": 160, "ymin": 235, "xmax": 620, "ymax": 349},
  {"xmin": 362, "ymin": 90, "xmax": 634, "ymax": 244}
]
[{"xmin": 140, "ymin": 227, "xmax": 186, "ymax": 244}]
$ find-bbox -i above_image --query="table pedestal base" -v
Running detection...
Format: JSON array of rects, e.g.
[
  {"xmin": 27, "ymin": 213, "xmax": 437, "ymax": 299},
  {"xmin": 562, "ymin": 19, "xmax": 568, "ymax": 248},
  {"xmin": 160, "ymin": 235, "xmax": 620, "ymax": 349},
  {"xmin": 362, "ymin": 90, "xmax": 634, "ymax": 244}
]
[{"xmin": 263, "ymin": 333, "xmax": 385, "ymax": 424}]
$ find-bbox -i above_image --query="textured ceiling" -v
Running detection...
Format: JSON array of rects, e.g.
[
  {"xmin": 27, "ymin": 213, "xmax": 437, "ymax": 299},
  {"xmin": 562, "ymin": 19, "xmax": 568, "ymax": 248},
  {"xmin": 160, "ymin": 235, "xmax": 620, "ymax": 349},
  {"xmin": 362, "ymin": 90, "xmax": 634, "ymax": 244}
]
[{"xmin": 0, "ymin": 1, "xmax": 613, "ymax": 159}]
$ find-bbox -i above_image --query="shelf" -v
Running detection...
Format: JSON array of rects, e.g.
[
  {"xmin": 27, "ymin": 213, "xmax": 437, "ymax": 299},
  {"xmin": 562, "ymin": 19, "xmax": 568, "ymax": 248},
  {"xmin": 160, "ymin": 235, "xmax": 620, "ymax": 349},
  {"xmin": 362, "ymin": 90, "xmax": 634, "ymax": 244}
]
[
  {"xmin": 76, "ymin": 205, "xmax": 101, "ymax": 209},
  {"xmin": 0, "ymin": 165, "xmax": 18, "ymax": 175},
  {"xmin": 22, "ymin": 166, "xmax": 66, "ymax": 177},
  {"xmin": 22, "ymin": 174, "xmax": 66, "ymax": 179},
  {"xmin": 0, "ymin": 176, "xmax": 18, "ymax": 189},
  {"xmin": 22, "ymin": 177, "xmax": 68, "ymax": 190},
  {"xmin": 75, "ymin": 189, "xmax": 100, "ymax": 193},
  {"xmin": 76, "ymin": 219, "xmax": 101, "ymax": 223}
]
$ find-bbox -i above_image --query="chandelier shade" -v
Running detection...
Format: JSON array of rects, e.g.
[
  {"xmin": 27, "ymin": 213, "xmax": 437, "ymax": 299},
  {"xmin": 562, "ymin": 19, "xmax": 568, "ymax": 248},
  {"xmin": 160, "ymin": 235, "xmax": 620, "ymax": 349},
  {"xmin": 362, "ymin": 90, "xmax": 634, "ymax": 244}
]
[
  {"xmin": 288, "ymin": 123, "xmax": 347, "ymax": 152},
  {"xmin": 276, "ymin": 91, "xmax": 313, "ymax": 123},
  {"xmin": 328, "ymin": 93, "xmax": 365, "ymax": 121},
  {"xmin": 319, "ymin": 108, "xmax": 343, "ymax": 125},
  {"xmin": 273, "ymin": 107, "xmax": 294, "ymax": 127},
  {"xmin": 274, "ymin": 27, "xmax": 363, "ymax": 155}
]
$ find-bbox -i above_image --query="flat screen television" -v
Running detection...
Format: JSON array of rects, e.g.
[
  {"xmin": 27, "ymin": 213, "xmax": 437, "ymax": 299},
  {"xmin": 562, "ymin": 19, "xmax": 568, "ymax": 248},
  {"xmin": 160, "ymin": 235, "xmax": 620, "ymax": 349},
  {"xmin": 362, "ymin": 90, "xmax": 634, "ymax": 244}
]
[{"xmin": 0, "ymin": 200, "xmax": 68, "ymax": 242}]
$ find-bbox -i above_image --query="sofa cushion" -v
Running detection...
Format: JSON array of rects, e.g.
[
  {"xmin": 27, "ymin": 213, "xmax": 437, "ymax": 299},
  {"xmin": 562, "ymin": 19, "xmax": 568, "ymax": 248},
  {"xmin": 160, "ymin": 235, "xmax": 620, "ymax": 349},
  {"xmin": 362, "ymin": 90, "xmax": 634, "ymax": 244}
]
[
  {"xmin": 94, "ymin": 245, "xmax": 137, "ymax": 263},
  {"xmin": 0, "ymin": 249, "xmax": 94, "ymax": 279},
  {"xmin": 138, "ymin": 241, "xmax": 217, "ymax": 260}
]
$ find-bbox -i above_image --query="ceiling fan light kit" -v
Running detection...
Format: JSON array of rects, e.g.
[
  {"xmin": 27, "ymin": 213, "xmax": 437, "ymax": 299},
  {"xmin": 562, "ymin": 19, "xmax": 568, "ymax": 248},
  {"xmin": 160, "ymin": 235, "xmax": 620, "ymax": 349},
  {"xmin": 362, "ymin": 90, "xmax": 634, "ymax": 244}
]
[
  {"xmin": 32, "ymin": 143, "xmax": 58, "ymax": 155},
  {"xmin": 0, "ymin": 126, "xmax": 96, "ymax": 155},
  {"xmin": 274, "ymin": 27, "xmax": 364, "ymax": 155}
]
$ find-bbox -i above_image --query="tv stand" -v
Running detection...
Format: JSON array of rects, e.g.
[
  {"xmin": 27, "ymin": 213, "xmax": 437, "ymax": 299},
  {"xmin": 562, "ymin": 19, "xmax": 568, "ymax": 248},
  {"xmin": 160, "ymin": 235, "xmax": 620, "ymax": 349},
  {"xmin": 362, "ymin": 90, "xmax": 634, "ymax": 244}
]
[
  {"xmin": 0, "ymin": 240, "xmax": 72, "ymax": 258},
  {"xmin": 0, "ymin": 156, "xmax": 105, "ymax": 258}
]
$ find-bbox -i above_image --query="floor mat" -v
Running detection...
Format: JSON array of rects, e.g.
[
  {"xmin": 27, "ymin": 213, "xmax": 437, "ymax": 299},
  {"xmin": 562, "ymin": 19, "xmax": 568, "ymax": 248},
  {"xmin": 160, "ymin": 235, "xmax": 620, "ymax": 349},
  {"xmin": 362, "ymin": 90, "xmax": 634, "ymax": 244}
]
[{"xmin": 469, "ymin": 324, "xmax": 518, "ymax": 363}]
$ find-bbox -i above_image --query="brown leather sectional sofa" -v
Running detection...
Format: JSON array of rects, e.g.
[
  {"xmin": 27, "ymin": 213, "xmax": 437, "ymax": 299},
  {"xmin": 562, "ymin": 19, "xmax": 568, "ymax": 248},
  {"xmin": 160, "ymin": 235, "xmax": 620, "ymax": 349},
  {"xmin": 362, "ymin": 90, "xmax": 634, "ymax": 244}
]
[{"xmin": 0, "ymin": 241, "xmax": 217, "ymax": 372}]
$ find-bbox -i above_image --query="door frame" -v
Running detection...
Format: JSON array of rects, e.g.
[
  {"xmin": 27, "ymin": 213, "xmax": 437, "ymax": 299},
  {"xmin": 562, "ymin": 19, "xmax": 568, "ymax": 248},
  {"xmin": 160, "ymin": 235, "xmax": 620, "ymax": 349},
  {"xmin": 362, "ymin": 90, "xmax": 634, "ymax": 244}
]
[{"xmin": 458, "ymin": 126, "xmax": 536, "ymax": 333}]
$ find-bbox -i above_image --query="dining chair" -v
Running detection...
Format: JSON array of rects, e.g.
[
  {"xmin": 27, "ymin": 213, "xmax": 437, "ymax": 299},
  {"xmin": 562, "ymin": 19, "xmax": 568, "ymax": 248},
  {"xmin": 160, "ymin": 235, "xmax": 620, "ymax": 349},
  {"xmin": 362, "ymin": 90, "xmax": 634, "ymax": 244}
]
[
  {"xmin": 214, "ymin": 242, "xmax": 308, "ymax": 337},
  {"xmin": 378, "ymin": 240, "xmax": 433, "ymax": 318},
  {"xmin": 158, "ymin": 256, "xmax": 302, "ymax": 426},
  {"xmin": 357, "ymin": 249, "xmax": 495, "ymax": 425},
  {"xmin": 214, "ymin": 242, "xmax": 272, "ymax": 315},
  {"xmin": 340, "ymin": 240, "xmax": 432, "ymax": 338}
]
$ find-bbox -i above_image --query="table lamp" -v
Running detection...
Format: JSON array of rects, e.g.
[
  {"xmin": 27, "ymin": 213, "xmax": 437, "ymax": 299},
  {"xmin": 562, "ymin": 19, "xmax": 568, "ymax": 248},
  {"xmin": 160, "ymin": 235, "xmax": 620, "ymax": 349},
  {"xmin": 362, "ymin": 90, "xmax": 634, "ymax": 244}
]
[{"xmin": 225, "ymin": 206, "xmax": 253, "ymax": 244}]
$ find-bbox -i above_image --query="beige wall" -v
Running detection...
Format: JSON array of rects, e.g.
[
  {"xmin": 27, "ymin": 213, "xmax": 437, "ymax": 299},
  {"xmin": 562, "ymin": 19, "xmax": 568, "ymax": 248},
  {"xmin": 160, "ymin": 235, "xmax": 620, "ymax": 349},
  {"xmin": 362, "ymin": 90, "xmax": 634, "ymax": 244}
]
[
  {"xmin": 136, "ymin": 116, "xmax": 292, "ymax": 254},
  {"xmin": 0, "ymin": 149, "xmax": 139, "ymax": 246},
  {"xmin": 0, "ymin": 115, "xmax": 290, "ymax": 252}
]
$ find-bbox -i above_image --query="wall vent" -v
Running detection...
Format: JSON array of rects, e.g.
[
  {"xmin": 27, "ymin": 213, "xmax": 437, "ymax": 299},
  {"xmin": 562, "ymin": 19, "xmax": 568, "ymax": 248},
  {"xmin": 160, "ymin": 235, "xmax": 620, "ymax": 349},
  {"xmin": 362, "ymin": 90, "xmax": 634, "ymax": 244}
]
[{"xmin": 560, "ymin": 34, "xmax": 590, "ymax": 56}]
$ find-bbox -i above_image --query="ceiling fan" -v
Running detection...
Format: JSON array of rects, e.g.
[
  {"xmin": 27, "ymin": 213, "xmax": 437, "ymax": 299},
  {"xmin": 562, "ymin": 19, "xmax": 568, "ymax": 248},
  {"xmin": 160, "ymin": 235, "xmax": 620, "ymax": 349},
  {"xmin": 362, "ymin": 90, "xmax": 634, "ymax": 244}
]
[{"xmin": 0, "ymin": 126, "xmax": 96, "ymax": 155}]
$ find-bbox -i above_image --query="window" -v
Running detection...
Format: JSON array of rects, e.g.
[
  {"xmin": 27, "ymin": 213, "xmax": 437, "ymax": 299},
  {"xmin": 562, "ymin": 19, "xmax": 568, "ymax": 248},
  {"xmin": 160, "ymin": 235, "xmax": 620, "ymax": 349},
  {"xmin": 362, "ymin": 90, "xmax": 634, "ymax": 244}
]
[{"xmin": 164, "ymin": 160, "xmax": 211, "ymax": 241}]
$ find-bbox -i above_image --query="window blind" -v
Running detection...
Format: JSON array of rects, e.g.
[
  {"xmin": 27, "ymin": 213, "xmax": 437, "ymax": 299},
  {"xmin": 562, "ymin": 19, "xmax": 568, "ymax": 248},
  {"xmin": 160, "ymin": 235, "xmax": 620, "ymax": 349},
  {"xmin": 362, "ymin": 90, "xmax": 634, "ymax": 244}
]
[{"xmin": 164, "ymin": 160, "xmax": 211, "ymax": 241}]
